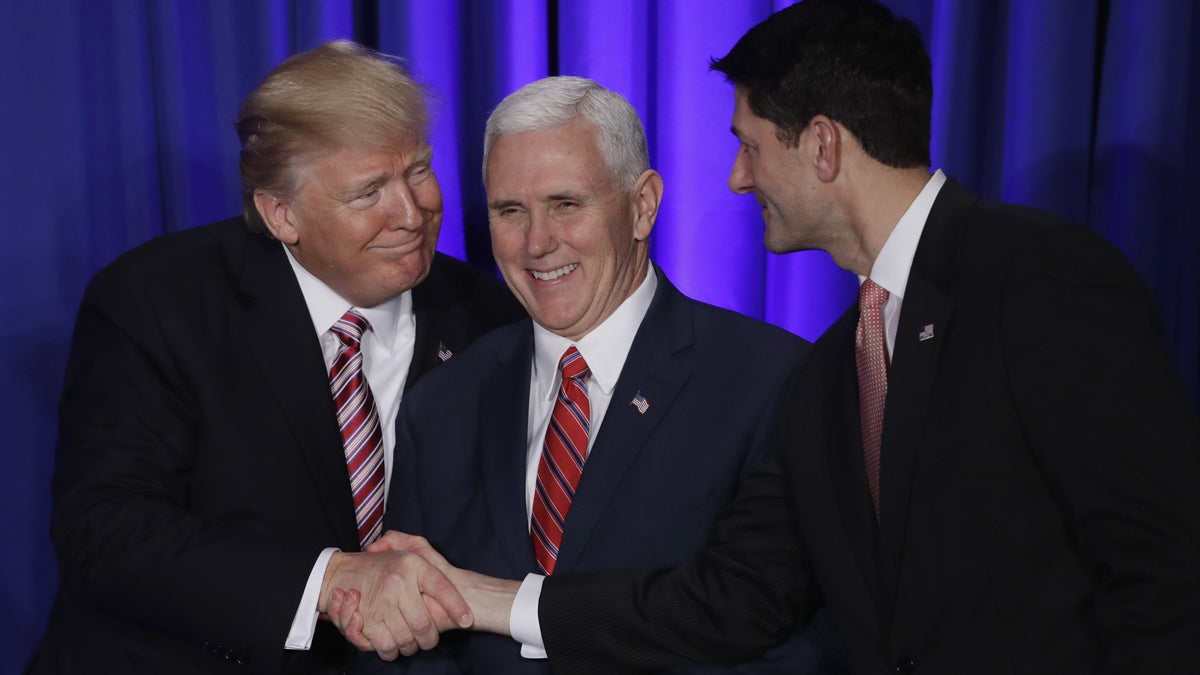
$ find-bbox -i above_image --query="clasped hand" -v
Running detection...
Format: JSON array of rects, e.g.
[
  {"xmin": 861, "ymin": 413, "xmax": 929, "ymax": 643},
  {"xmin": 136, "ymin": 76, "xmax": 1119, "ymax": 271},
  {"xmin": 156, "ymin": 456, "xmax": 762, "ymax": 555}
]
[{"xmin": 319, "ymin": 532, "xmax": 471, "ymax": 660}]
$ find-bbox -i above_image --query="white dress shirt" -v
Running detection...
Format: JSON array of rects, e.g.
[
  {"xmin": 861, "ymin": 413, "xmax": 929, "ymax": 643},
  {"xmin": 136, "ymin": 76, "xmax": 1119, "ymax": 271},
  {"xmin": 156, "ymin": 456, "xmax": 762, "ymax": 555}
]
[
  {"xmin": 511, "ymin": 266, "xmax": 656, "ymax": 657},
  {"xmin": 860, "ymin": 169, "xmax": 946, "ymax": 358},
  {"xmin": 280, "ymin": 245, "xmax": 416, "ymax": 649},
  {"xmin": 523, "ymin": 267, "xmax": 658, "ymax": 519},
  {"xmin": 509, "ymin": 170, "xmax": 949, "ymax": 656}
]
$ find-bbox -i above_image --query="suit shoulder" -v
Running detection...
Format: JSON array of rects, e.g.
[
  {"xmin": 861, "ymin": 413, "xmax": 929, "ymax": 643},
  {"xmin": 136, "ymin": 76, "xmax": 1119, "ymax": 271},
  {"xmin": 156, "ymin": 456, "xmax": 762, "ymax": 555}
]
[
  {"xmin": 685, "ymin": 295, "xmax": 811, "ymax": 362},
  {"xmin": 426, "ymin": 253, "xmax": 509, "ymax": 299},
  {"xmin": 83, "ymin": 217, "xmax": 250, "ymax": 302},
  {"xmin": 963, "ymin": 200, "xmax": 1144, "ymax": 288},
  {"xmin": 403, "ymin": 319, "xmax": 529, "ymax": 400},
  {"xmin": 420, "ymin": 253, "xmax": 526, "ymax": 324},
  {"xmin": 967, "ymin": 200, "xmax": 1119, "ymax": 257}
]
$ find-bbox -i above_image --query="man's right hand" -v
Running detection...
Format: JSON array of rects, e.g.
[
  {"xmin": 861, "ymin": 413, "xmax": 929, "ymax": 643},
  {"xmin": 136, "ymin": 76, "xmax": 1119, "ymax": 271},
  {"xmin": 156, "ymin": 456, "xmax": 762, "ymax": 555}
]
[
  {"xmin": 326, "ymin": 532, "xmax": 521, "ymax": 656},
  {"xmin": 318, "ymin": 536, "xmax": 473, "ymax": 660}
]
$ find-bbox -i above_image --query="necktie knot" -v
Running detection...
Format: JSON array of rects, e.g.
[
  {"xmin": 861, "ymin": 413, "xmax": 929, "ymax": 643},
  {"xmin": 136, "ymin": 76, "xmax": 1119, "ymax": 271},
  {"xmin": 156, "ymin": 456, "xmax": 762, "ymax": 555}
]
[
  {"xmin": 559, "ymin": 346, "xmax": 590, "ymax": 383},
  {"xmin": 330, "ymin": 309, "xmax": 370, "ymax": 349},
  {"xmin": 858, "ymin": 278, "xmax": 889, "ymax": 311}
]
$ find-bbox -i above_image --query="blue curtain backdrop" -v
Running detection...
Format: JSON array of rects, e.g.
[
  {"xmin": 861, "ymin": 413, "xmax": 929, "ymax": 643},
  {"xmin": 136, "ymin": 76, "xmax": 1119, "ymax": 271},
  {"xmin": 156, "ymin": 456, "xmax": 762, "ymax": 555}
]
[{"xmin": 2, "ymin": 0, "xmax": 1197, "ymax": 669}]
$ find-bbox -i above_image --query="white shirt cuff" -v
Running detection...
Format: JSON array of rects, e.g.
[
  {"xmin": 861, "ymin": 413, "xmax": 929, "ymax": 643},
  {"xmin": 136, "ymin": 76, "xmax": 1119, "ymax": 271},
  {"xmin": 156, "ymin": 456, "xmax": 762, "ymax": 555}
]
[
  {"xmin": 510, "ymin": 573, "xmax": 547, "ymax": 658},
  {"xmin": 284, "ymin": 547, "xmax": 338, "ymax": 650}
]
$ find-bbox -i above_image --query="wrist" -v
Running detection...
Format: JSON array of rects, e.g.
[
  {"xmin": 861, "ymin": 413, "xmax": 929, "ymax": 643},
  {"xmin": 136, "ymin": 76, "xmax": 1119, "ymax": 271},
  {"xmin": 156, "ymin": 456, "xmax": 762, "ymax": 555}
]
[
  {"xmin": 460, "ymin": 572, "xmax": 520, "ymax": 635},
  {"xmin": 318, "ymin": 551, "xmax": 351, "ymax": 613}
]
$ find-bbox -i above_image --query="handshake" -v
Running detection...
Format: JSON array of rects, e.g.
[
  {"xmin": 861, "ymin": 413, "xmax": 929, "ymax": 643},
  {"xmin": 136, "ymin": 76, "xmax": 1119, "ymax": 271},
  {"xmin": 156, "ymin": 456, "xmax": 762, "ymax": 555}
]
[{"xmin": 318, "ymin": 532, "xmax": 521, "ymax": 660}]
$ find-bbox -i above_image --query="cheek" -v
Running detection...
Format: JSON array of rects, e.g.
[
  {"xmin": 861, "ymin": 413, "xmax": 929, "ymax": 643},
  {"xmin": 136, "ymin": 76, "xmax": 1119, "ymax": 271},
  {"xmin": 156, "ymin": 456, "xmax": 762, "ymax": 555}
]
[
  {"xmin": 415, "ymin": 181, "xmax": 444, "ymax": 214},
  {"xmin": 489, "ymin": 225, "xmax": 524, "ymax": 261}
]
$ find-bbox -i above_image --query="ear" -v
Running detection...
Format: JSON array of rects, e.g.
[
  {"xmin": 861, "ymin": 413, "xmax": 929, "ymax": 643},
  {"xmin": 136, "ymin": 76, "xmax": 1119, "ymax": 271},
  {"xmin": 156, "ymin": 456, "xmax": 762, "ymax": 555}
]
[
  {"xmin": 630, "ymin": 169, "xmax": 664, "ymax": 241},
  {"xmin": 253, "ymin": 190, "xmax": 300, "ymax": 244},
  {"xmin": 808, "ymin": 115, "xmax": 841, "ymax": 183}
]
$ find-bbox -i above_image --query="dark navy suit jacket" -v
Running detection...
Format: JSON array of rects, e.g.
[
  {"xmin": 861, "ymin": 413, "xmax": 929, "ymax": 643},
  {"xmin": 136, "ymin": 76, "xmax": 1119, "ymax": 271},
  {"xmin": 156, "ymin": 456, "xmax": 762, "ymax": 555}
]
[{"xmin": 364, "ymin": 268, "xmax": 840, "ymax": 674}]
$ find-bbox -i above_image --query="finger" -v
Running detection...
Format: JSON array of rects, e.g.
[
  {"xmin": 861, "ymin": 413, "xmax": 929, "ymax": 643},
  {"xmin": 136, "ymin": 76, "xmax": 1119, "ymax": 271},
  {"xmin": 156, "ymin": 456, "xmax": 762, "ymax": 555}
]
[
  {"xmin": 366, "ymin": 530, "xmax": 408, "ymax": 553},
  {"xmin": 361, "ymin": 615, "xmax": 402, "ymax": 662},
  {"xmin": 416, "ymin": 559, "xmax": 473, "ymax": 629},
  {"xmin": 332, "ymin": 588, "xmax": 361, "ymax": 626},
  {"xmin": 423, "ymin": 593, "xmax": 458, "ymax": 633},
  {"xmin": 366, "ymin": 550, "xmax": 446, "ymax": 651},
  {"xmin": 380, "ymin": 532, "xmax": 431, "ymax": 554},
  {"xmin": 380, "ymin": 602, "xmax": 422, "ymax": 657},
  {"xmin": 336, "ymin": 590, "xmax": 372, "ymax": 652}
]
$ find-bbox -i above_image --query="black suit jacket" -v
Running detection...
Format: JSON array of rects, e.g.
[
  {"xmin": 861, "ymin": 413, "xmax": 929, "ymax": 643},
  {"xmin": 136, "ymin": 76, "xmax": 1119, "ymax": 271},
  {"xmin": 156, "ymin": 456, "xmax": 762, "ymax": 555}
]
[
  {"xmin": 366, "ymin": 268, "xmax": 837, "ymax": 674},
  {"xmin": 30, "ymin": 217, "xmax": 524, "ymax": 674},
  {"xmin": 540, "ymin": 179, "xmax": 1200, "ymax": 674}
]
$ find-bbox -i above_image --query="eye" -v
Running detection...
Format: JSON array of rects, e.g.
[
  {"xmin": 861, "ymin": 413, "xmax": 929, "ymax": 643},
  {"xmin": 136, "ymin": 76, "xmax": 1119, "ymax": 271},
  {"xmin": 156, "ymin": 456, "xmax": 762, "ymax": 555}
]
[
  {"xmin": 407, "ymin": 163, "xmax": 432, "ymax": 184},
  {"xmin": 351, "ymin": 188, "xmax": 381, "ymax": 206},
  {"xmin": 491, "ymin": 204, "xmax": 525, "ymax": 220}
]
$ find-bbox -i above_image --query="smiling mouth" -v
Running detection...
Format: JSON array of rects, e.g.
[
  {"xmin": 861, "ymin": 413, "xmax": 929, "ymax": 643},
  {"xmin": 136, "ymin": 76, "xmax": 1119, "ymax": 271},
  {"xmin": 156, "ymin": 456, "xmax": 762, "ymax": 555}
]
[
  {"xmin": 530, "ymin": 263, "xmax": 578, "ymax": 281},
  {"xmin": 372, "ymin": 235, "xmax": 423, "ymax": 253}
]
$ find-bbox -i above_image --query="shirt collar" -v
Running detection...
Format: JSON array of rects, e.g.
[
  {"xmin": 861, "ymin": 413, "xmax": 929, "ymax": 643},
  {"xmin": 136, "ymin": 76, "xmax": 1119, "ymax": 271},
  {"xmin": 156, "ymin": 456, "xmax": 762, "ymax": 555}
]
[
  {"xmin": 282, "ymin": 244, "xmax": 412, "ymax": 347},
  {"xmin": 859, "ymin": 169, "xmax": 946, "ymax": 298},
  {"xmin": 531, "ymin": 265, "xmax": 657, "ymax": 400}
]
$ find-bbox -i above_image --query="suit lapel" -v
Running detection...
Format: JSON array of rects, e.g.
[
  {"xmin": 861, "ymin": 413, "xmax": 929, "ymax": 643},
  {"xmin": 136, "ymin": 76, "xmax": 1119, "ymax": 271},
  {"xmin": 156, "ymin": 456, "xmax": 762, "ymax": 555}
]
[
  {"xmin": 478, "ymin": 322, "xmax": 540, "ymax": 574},
  {"xmin": 877, "ymin": 179, "xmax": 972, "ymax": 615},
  {"xmin": 553, "ymin": 270, "xmax": 695, "ymax": 573},
  {"xmin": 231, "ymin": 232, "xmax": 360, "ymax": 550},
  {"xmin": 824, "ymin": 309, "xmax": 883, "ymax": 568},
  {"xmin": 408, "ymin": 255, "xmax": 451, "ymax": 390}
]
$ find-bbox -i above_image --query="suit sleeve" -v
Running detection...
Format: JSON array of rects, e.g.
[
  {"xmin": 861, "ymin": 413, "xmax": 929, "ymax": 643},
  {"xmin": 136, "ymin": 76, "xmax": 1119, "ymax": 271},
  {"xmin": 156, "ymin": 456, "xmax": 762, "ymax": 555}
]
[
  {"xmin": 50, "ymin": 278, "xmax": 322, "ymax": 667},
  {"xmin": 1001, "ymin": 230, "xmax": 1200, "ymax": 672},
  {"xmin": 541, "ymin": 364, "xmax": 822, "ymax": 674}
]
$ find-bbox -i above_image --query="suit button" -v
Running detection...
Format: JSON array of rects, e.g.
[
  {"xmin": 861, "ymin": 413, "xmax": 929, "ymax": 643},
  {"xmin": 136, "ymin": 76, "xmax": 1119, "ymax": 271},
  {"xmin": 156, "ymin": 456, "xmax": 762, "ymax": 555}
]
[{"xmin": 895, "ymin": 658, "xmax": 915, "ymax": 674}]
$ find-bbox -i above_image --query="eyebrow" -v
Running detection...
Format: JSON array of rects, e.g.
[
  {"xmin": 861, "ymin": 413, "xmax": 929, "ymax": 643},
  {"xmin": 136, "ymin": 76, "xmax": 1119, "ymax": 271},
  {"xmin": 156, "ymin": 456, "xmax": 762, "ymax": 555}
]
[
  {"xmin": 408, "ymin": 146, "xmax": 433, "ymax": 166},
  {"xmin": 339, "ymin": 173, "xmax": 387, "ymax": 200},
  {"xmin": 488, "ymin": 198, "xmax": 522, "ymax": 211}
]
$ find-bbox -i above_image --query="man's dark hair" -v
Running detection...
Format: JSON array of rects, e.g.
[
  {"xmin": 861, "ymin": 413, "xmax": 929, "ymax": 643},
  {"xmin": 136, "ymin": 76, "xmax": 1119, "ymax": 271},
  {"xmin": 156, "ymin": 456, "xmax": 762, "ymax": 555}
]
[{"xmin": 711, "ymin": 0, "xmax": 932, "ymax": 168}]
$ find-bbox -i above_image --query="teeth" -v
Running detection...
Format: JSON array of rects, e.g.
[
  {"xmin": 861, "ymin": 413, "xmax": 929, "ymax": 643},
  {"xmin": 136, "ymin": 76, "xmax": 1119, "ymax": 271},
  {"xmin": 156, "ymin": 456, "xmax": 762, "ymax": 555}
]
[{"xmin": 531, "ymin": 264, "xmax": 578, "ymax": 281}]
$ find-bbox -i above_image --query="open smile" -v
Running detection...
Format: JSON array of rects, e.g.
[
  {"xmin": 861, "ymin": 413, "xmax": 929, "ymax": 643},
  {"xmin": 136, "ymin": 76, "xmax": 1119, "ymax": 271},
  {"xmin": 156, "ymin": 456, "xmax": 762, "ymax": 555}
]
[{"xmin": 530, "ymin": 263, "xmax": 578, "ymax": 281}]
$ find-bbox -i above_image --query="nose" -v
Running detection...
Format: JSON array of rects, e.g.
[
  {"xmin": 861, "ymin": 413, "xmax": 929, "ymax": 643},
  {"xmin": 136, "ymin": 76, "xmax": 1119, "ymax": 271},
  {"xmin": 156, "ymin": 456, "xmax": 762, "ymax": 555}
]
[
  {"xmin": 525, "ymin": 210, "xmax": 556, "ymax": 257},
  {"xmin": 727, "ymin": 147, "xmax": 753, "ymax": 195},
  {"xmin": 386, "ymin": 182, "xmax": 423, "ymax": 231}
]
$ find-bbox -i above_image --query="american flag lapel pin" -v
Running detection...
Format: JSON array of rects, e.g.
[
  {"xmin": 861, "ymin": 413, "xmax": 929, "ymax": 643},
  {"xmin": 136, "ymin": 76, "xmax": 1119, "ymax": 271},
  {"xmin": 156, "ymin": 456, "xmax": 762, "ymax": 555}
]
[
  {"xmin": 918, "ymin": 324, "xmax": 935, "ymax": 342},
  {"xmin": 437, "ymin": 342, "xmax": 453, "ymax": 362},
  {"xmin": 630, "ymin": 391, "xmax": 650, "ymax": 414}
]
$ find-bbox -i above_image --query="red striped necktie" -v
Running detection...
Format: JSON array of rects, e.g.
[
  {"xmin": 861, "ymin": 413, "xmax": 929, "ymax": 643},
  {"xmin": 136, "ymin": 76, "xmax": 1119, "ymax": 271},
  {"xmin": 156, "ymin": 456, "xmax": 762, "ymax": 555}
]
[
  {"xmin": 329, "ymin": 309, "xmax": 385, "ymax": 548},
  {"xmin": 531, "ymin": 346, "xmax": 591, "ymax": 574}
]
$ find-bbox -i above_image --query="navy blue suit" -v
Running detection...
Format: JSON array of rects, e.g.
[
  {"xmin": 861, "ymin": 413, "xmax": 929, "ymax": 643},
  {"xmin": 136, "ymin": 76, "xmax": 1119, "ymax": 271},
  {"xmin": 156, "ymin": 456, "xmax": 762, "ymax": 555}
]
[{"xmin": 364, "ymin": 268, "xmax": 839, "ymax": 674}]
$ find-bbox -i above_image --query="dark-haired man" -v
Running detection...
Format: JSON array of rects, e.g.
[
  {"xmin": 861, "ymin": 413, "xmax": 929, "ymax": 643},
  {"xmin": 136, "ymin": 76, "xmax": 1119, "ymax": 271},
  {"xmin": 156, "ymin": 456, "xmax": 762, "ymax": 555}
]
[
  {"xmin": 330, "ymin": 2, "xmax": 1200, "ymax": 673},
  {"xmin": 31, "ymin": 40, "xmax": 523, "ymax": 674}
]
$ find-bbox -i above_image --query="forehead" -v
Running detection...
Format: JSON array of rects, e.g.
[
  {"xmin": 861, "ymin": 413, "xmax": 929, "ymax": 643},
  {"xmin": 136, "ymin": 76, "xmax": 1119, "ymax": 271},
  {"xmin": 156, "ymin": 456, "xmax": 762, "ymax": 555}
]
[
  {"xmin": 485, "ymin": 120, "xmax": 611, "ymax": 192},
  {"xmin": 731, "ymin": 89, "xmax": 772, "ymax": 138},
  {"xmin": 302, "ymin": 142, "xmax": 427, "ymax": 180}
]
